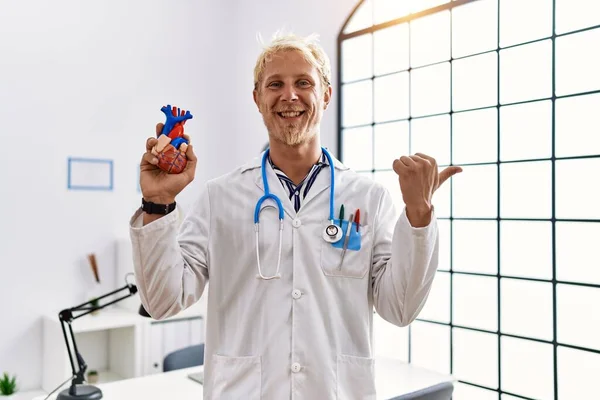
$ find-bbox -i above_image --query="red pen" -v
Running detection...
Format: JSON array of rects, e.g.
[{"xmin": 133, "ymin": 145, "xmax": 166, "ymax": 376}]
[{"xmin": 355, "ymin": 209, "xmax": 360, "ymax": 232}]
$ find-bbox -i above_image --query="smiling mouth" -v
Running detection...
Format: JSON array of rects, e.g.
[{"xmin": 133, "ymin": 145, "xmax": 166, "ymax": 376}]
[{"xmin": 277, "ymin": 111, "xmax": 305, "ymax": 119}]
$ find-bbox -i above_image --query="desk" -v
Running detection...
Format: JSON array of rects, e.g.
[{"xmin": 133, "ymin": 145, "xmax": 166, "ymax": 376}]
[{"xmin": 36, "ymin": 358, "xmax": 454, "ymax": 399}]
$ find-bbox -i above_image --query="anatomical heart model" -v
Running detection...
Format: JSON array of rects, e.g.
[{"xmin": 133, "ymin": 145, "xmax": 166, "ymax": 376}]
[{"xmin": 152, "ymin": 105, "xmax": 193, "ymax": 174}]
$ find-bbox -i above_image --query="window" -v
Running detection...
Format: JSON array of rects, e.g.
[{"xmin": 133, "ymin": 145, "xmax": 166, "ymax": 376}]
[{"xmin": 338, "ymin": 1, "xmax": 600, "ymax": 399}]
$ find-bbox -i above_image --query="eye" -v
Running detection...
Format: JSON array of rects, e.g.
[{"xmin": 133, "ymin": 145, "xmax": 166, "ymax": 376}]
[
  {"xmin": 298, "ymin": 80, "xmax": 312, "ymax": 88},
  {"xmin": 268, "ymin": 81, "xmax": 282, "ymax": 88}
]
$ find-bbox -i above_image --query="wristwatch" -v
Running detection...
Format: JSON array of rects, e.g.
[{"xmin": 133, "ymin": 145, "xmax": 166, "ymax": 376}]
[{"xmin": 141, "ymin": 198, "xmax": 177, "ymax": 215}]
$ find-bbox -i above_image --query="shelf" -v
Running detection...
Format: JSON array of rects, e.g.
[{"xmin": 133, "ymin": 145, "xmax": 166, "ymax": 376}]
[{"xmin": 91, "ymin": 369, "xmax": 124, "ymax": 385}]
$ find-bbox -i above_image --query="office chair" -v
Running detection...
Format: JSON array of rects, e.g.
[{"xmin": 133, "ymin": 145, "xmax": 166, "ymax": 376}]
[
  {"xmin": 393, "ymin": 381, "xmax": 454, "ymax": 400},
  {"xmin": 163, "ymin": 343, "xmax": 205, "ymax": 372}
]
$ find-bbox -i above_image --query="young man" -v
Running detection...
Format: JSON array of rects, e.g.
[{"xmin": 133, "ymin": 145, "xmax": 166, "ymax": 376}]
[{"xmin": 131, "ymin": 33, "xmax": 461, "ymax": 399}]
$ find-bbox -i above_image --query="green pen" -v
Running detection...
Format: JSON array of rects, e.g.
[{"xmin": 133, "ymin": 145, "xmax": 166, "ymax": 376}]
[{"xmin": 338, "ymin": 204, "xmax": 344, "ymax": 226}]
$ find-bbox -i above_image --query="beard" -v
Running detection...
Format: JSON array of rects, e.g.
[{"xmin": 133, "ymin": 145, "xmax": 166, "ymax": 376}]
[{"xmin": 264, "ymin": 116, "xmax": 317, "ymax": 147}]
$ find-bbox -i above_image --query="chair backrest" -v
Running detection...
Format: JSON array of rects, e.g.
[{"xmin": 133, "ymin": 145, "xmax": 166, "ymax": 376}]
[
  {"xmin": 394, "ymin": 381, "xmax": 454, "ymax": 400},
  {"xmin": 163, "ymin": 344, "xmax": 205, "ymax": 372}
]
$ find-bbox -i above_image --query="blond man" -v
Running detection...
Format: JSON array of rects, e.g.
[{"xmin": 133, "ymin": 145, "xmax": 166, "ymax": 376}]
[{"xmin": 131, "ymin": 32, "xmax": 461, "ymax": 399}]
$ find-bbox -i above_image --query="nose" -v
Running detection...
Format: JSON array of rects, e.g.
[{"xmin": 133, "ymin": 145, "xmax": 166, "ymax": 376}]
[{"xmin": 281, "ymin": 85, "xmax": 298, "ymax": 102}]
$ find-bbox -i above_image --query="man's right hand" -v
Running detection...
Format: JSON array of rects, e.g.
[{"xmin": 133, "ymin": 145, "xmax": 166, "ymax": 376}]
[{"xmin": 140, "ymin": 123, "xmax": 197, "ymax": 205}]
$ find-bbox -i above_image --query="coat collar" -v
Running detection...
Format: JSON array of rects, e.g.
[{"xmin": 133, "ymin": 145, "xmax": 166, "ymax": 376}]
[{"xmin": 240, "ymin": 150, "xmax": 349, "ymax": 219}]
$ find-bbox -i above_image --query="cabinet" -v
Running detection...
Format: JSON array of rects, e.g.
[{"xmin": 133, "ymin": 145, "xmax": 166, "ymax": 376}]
[
  {"xmin": 41, "ymin": 238, "xmax": 207, "ymax": 394},
  {"xmin": 143, "ymin": 314, "xmax": 204, "ymax": 375},
  {"xmin": 41, "ymin": 303, "xmax": 205, "ymax": 394}
]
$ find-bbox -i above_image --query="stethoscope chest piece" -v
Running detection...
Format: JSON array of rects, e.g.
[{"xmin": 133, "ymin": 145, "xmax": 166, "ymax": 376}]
[{"xmin": 323, "ymin": 223, "xmax": 343, "ymax": 243}]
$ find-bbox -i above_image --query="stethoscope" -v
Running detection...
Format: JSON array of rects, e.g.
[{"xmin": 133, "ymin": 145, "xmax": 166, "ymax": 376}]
[{"xmin": 254, "ymin": 147, "xmax": 343, "ymax": 280}]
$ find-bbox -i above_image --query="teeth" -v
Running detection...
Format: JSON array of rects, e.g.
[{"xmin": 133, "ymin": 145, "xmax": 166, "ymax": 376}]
[{"xmin": 280, "ymin": 111, "xmax": 302, "ymax": 118}]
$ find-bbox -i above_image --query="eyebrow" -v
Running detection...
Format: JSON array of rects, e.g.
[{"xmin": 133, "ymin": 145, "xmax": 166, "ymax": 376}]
[{"xmin": 264, "ymin": 73, "xmax": 314, "ymax": 82}]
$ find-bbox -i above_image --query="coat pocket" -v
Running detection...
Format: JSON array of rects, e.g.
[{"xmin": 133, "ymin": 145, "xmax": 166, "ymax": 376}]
[
  {"xmin": 337, "ymin": 354, "xmax": 376, "ymax": 400},
  {"xmin": 211, "ymin": 354, "xmax": 261, "ymax": 399},
  {"xmin": 321, "ymin": 223, "xmax": 372, "ymax": 278}
]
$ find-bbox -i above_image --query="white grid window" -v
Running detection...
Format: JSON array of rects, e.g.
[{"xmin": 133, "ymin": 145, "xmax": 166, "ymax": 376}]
[{"xmin": 339, "ymin": 1, "xmax": 600, "ymax": 399}]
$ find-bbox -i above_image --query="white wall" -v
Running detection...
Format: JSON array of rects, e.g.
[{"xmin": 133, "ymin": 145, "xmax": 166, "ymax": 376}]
[
  {"xmin": 0, "ymin": 0, "xmax": 358, "ymax": 391},
  {"xmin": 0, "ymin": 0, "xmax": 234, "ymax": 390}
]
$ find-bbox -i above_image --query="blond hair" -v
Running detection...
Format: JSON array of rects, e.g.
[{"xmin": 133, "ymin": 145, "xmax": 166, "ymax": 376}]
[{"xmin": 253, "ymin": 32, "xmax": 332, "ymax": 93}]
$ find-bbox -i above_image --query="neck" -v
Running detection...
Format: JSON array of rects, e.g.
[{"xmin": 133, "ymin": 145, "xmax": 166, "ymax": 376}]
[{"xmin": 268, "ymin": 137, "xmax": 322, "ymax": 185}]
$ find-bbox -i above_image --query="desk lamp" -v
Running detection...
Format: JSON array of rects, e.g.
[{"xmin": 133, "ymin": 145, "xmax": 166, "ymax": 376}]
[{"xmin": 55, "ymin": 278, "xmax": 148, "ymax": 400}]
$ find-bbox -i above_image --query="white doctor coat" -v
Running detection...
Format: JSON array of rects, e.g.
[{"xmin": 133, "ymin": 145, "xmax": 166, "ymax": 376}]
[{"xmin": 129, "ymin": 154, "xmax": 439, "ymax": 399}]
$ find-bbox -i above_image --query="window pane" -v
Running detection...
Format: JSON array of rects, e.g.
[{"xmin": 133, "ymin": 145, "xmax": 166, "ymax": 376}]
[
  {"xmin": 410, "ymin": 321, "xmax": 451, "ymax": 374},
  {"xmin": 452, "ymin": 52, "xmax": 498, "ymax": 111},
  {"xmin": 452, "ymin": 164, "xmax": 497, "ymax": 218},
  {"xmin": 500, "ymin": 161, "xmax": 552, "ymax": 219},
  {"xmin": 557, "ymin": 284, "xmax": 600, "ymax": 351},
  {"xmin": 452, "ymin": 0, "xmax": 498, "ymax": 58},
  {"xmin": 344, "ymin": 0, "xmax": 373, "ymax": 33},
  {"xmin": 556, "ymin": 93, "xmax": 600, "ymax": 157},
  {"xmin": 501, "ymin": 337, "xmax": 555, "ymax": 400},
  {"xmin": 556, "ymin": 222, "xmax": 600, "ymax": 285},
  {"xmin": 418, "ymin": 271, "xmax": 450, "ymax": 323},
  {"xmin": 373, "ymin": 0, "xmax": 410, "ymax": 25},
  {"xmin": 374, "ymin": 72, "xmax": 409, "ymax": 122},
  {"xmin": 411, "ymin": 114, "xmax": 450, "ymax": 166},
  {"xmin": 500, "ymin": 100, "xmax": 552, "ymax": 161},
  {"xmin": 411, "ymin": 62, "xmax": 451, "ymax": 117},
  {"xmin": 411, "ymin": 0, "xmax": 448, "ymax": 13},
  {"xmin": 373, "ymin": 121, "xmax": 409, "ymax": 170},
  {"xmin": 501, "ymin": 279, "xmax": 553, "ymax": 341},
  {"xmin": 410, "ymin": 11, "xmax": 450, "ymax": 68},
  {"xmin": 342, "ymin": 126, "xmax": 372, "ymax": 171},
  {"xmin": 453, "ymin": 274, "xmax": 498, "ymax": 331},
  {"xmin": 556, "ymin": 158, "xmax": 600, "ymax": 219},
  {"xmin": 438, "ymin": 219, "xmax": 450, "ymax": 271},
  {"xmin": 454, "ymin": 383, "xmax": 499, "ymax": 400},
  {"xmin": 453, "ymin": 221, "xmax": 497, "ymax": 275},
  {"xmin": 556, "ymin": 29, "xmax": 600, "ymax": 97},
  {"xmin": 500, "ymin": 40, "xmax": 552, "ymax": 104},
  {"xmin": 556, "ymin": 0, "xmax": 600, "ymax": 34},
  {"xmin": 374, "ymin": 24, "xmax": 409, "ymax": 75},
  {"xmin": 499, "ymin": 0, "xmax": 553, "ymax": 47},
  {"xmin": 373, "ymin": 171, "xmax": 403, "ymax": 213},
  {"xmin": 342, "ymin": 34, "xmax": 372, "ymax": 83},
  {"xmin": 342, "ymin": 80, "xmax": 373, "ymax": 127},
  {"xmin": 373, "ymin": 313, "xmax": 408, "ymax": 360},
  {"xmin": 453, "ymin": 108, "xmax": 497, "ymax": 164},
  {"xmin": 453, "ymin": 328, "xmax": 499, "ymax": 388},
  {"xmin": 558, "ymin": 347, "xmax": 600, "ymax": 400},
  {"xmin": 500, "ymin": 221, "xmax": 552, "ymax": 280}
]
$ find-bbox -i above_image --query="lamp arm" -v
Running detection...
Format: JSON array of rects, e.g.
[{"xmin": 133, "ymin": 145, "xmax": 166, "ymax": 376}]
[{"xmin": 57, "ymin": 283, "xmax": 139, "ymax": 390}]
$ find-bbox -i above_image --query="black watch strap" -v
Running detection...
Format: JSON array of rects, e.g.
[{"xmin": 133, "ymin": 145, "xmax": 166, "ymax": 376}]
[{"xmin": 141, "ymin": 198, "xmax": 177, "ymax": 215}]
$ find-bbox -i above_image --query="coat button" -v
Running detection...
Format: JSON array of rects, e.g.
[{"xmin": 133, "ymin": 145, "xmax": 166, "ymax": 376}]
[
  {"xmin": 292, "ymin": 219, "xmax": 302, "ymax": 228},
  {"xmin": 291, "ymin": 362, "xmax": 302, "ymax": 373},
  {"xmin": 292, "ymin": 289, "xmax": 302, "ymax": 299}
]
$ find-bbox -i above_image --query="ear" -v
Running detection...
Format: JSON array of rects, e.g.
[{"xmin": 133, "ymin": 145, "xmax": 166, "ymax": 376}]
[
  {"xmin": 253, "ymin": 89, "xmax": 260, "ymax": 111},
  {"xmin": 323, "ymin": 85, "xmax": 332, "ymax": 110}
]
